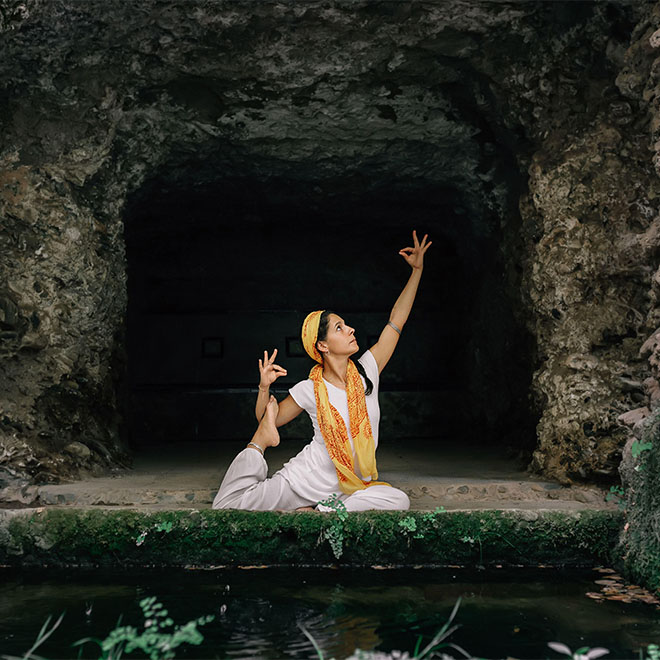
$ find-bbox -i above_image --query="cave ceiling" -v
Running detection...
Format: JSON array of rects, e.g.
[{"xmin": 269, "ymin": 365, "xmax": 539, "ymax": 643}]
[{"xmin": 0, "ymin": 0, "xmax": 610, "ymax": 236}]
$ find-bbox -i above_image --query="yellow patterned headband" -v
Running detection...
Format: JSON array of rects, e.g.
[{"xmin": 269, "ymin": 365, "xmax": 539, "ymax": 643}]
[{"xmin": 302, "ymin": 310, "xmax": 324, "ymax": 363}]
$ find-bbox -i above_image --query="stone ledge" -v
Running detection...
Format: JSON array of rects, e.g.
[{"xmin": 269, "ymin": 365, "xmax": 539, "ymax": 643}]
[
  {"xmin": 0, "ymin": 507, "xmax": 623, "ymax": 568},
  {"xmin": 0, "ymin": 482, "xmax": 612, "ymax": 509}
]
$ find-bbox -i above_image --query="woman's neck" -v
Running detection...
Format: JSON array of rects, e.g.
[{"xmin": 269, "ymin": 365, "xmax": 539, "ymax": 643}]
[{"xmin": 322, "ymin": 354, "xmax": 349, "ymax": 386}]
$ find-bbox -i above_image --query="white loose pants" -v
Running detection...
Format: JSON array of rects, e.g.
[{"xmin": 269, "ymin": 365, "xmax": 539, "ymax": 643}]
[{"xmin": 212, "ymin": 447, "xmax": 410, "ymax": 512}]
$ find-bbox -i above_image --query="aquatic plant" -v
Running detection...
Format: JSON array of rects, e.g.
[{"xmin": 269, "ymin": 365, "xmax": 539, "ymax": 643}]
[
  {"xmin": 73, "ymin": 596, "xmax": 214, "ymax": 659},
  {"xmin": 300, "ymin": 595, "xmax": 660, "ymax": 660},
  {"xmin": 1, "ymin": 612, "xmax": 64, "ymax": 660},
  {"xmin": 3, "ymin": 598, "xmax": 213, "ymax": 660},
  {"xmin": 547, "ymin": 641, "xmax": 609, "ymax": 660},
  {"xmin": 645, "ymin": 643, "xmax": 660, "ymax": 660},
  {"xmin": 300, "ymin": 596, "xmax": 475, "ymax": 660},
  {"xmin": 9, "ymin": 594, "xmax": 660, "ymax": 660}
]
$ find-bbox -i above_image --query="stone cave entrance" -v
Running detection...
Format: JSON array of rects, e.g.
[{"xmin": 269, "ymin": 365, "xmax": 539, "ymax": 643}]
[
  {"xmin": 121, "ymin": 160, "xmax": 538, "ymax": 473},
  {"xmin": 3, "ymin": 0, "xmax": 646, "ymax": 493}
]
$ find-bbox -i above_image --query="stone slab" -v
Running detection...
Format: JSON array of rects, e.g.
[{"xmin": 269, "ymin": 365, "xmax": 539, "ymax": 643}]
[{"xmin": 0, "ymin": 441, "xmax": 616, "ymax": 511}]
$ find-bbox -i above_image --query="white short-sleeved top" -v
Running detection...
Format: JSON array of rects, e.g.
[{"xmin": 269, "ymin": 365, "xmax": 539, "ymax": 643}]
[{"xmin": 278, "ymin": 349, "xmax": 381, "ymax": 501}]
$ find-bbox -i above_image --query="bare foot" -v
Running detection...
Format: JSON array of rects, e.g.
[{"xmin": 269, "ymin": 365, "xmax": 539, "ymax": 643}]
[
  {"xmin": 249, "ymin": 395, "xmax": 280, "ymax": 451},
  {"xmin": 295, "ymin": 506, "xmax": 317, "ymax": 512}
]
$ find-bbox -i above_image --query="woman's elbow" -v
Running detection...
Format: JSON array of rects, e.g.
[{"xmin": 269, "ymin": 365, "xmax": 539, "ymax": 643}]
[{"xmin": 275, "ymin": 414, "xmax": 290, "ymax": 428}]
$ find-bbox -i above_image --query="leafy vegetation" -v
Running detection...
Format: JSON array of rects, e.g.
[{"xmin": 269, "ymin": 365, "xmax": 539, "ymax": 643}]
[{"xmin": 12, "ymin": 595, "xmax": 660, "ymax": 660}]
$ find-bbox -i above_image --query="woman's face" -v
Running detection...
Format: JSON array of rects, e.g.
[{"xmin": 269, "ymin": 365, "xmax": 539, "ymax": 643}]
[{"xmin": 317, "ymin": 313, "xmax": 358, "ymax": 358}]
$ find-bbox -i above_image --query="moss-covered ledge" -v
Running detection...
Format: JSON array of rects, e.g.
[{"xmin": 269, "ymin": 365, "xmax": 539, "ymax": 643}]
[{"xmin": 0, "ymin": 507, "xmax": 623, "ymax": 568}]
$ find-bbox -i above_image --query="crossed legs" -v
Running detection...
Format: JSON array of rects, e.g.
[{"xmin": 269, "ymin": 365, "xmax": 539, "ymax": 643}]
[
  {"xmin": 317, "ymin": 484, "xmax": 410, "ymax": 512},
  {"xmin": 212, "ymin": 395, "xmax": 312, "ymax": 510},
  {"xmin": 212, "ymin": 395, "xmax": 410, "ymax": 512}
]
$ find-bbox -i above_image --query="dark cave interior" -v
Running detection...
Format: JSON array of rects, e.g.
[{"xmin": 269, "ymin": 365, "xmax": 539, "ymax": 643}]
[
  {"xmin": 122, "ymin": 164, "xmax": 537, "ymax": 459},
  {"xmin": 0, "ymin": 0, "xmax": 648, "ymax": 486}
]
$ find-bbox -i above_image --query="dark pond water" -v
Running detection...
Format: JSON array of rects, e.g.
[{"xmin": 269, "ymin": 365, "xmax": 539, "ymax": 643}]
[{"xmin": 0, "ymin": 566, "xmax": 659, "ymax": 659}]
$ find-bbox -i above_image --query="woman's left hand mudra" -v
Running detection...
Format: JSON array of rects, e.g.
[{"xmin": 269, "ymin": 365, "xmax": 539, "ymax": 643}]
[{"xmin": 399, "ymin": 230, "xmax": 432, "ymax": 270}]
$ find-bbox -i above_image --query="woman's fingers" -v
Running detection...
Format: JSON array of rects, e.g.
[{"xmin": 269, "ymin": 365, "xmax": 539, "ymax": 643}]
[
  {"xmin": 272, "ymin": 365, "xmax": 287, "ymax": 380},
  {"xmin": 413, "ymin": 229, "xmax": 419, "ymax": 247},
  {"xmin": 423, "ymin": 241, "xmax": 433, "ymax": 252},
  {"xmin": 259, "ymin": 354, "xmax": 287, "ymax": 374},
  {"xmin": 262, "ymin": 348, "xmax": 278, "ymax": 365}
]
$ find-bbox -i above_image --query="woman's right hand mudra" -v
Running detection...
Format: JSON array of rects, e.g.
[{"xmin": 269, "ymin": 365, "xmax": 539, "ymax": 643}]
[{"xmin": 258, "ymin": 348, "xmax": 287, "ymax": 388}]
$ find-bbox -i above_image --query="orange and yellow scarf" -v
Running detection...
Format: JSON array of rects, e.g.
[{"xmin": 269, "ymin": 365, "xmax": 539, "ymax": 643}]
[{"xmin": 301, "ymin": 310, "xmax": 389, "ymax": 495}]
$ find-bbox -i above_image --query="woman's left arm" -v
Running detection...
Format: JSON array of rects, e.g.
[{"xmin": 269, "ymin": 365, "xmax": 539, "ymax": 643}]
[{"xmin": 370, "ymin": 230, "xmax": 432, "ymax": 374}]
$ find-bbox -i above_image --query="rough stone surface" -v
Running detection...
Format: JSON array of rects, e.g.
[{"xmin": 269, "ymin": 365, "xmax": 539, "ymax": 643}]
[
  {"xmin": 512, "ymin": 1, "xmax": 660, "ymax": 484},
  {"xmin": 0, "ymin": 440, "xmax": 614, "ymax": 511},
  {"xmin": 63, "ymin": 441, "xmax": 91, "ymax": 459},
  {"xmin": 0, "ymin": 0, "xmax": 659, "ymax": 487},
  {"xmin": 617, "ymin": 409, "xmax": 660, "ymax": 592}
]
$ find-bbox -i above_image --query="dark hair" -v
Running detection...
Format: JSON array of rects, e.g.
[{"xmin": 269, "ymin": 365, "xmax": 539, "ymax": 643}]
[{"xmin": 316, "ymin": 309, "xmax": 373, "ymax": 396}]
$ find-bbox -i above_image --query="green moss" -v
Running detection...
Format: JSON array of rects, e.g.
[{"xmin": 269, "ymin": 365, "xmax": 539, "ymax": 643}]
[
  {"xmin": 0, "ymin": 508, "xmax": 622, "ymax": 568},
  {"xmin": 616, "ymin": 410, "xmax": 660, "ymax": 592}
]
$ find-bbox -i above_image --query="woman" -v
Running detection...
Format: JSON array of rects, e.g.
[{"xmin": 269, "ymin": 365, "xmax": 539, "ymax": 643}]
[{"xmin": 212, "ymin": 229, "xmax": 432, "ymax": 512}]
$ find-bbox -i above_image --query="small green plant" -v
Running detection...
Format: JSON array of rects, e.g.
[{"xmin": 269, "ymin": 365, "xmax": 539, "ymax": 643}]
[
  {"xmin": 631, "ymin": 439, "xmax": 653, "ymax": 459},
  {"xmin": 136, "ymin": 521, "xmax": 174, "ymax": 546},
  {"xmin": 300, "ymin": 596, "xmax": 471, "ymax": 659},
  {"xmin": 605, "ymin": 485, "xmax": 626, "ymax": 511},
  {"xmin": 460, "ymin": 534, "xmax": 484, "ymax": 565},
  {"xmin": 73, "ymin": 596, "xmax": 214, "ymax": 660},
  {"xmin": 1, "ymin": 612, "xmax": 65, "ymax": 660},
  {"xmin": 318, "ymin": 494, "xmax": 348, "ymax": 560},
  {"xmin": 547, "ymin": 641, "xmax": 609, "ymax": 660},
  {"xmin": 9, "ymin": 597, "xmax": 657, "ymax": 660},
  {"xmin": 420, "ymin": 506, "xmax": 446, "ymax": 524},
  {"xmin": 644, "ymin": 643, "xmax": 660, "ymax": 660},
  {"xmin": 408, "ymin": 596, "xmax": 469, "ymax": 659},
  {"xmin": 398, "ymin": 516, "xmax": 424, "ymax": 539}
]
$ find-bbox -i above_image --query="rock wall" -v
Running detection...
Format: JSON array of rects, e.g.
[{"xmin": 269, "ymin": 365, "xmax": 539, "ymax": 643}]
[
  {"xmin": 1, "ymin": 0, "xmax": 659, "ymax": 487},
  {"xmin": 0, "ymin": 157, "xmax": 130, "ymax": 483},
  {"xmin": 618, "ymin": 408, "xmax": 660, "ymax": 590},
  {"xmin": 613, "ymin": 1, "xmax": 660, "ymax": 591},
  {"xmin": 508, "ymin": 2, "xmax": 660, "ymax": 484},
  {"xmin": 519, "ymin": 118, "xmax": 660, "ymax": 483}
]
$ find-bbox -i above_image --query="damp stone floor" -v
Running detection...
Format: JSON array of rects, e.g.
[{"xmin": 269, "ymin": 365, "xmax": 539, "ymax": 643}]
[{"xmin": 14, "ymin": 440, "xmax": 615, "ymax": 512}]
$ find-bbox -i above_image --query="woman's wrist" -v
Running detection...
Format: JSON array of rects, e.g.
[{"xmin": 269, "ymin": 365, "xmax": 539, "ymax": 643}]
[{"xmin": 258, "ymin": 384, "xmax": 269, "ymax": 392}]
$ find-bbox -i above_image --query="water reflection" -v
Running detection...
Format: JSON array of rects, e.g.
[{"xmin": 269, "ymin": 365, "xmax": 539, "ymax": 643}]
[{"xmin": 1, "ymin": 567, "xmax": 659, "ymax": 659}]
